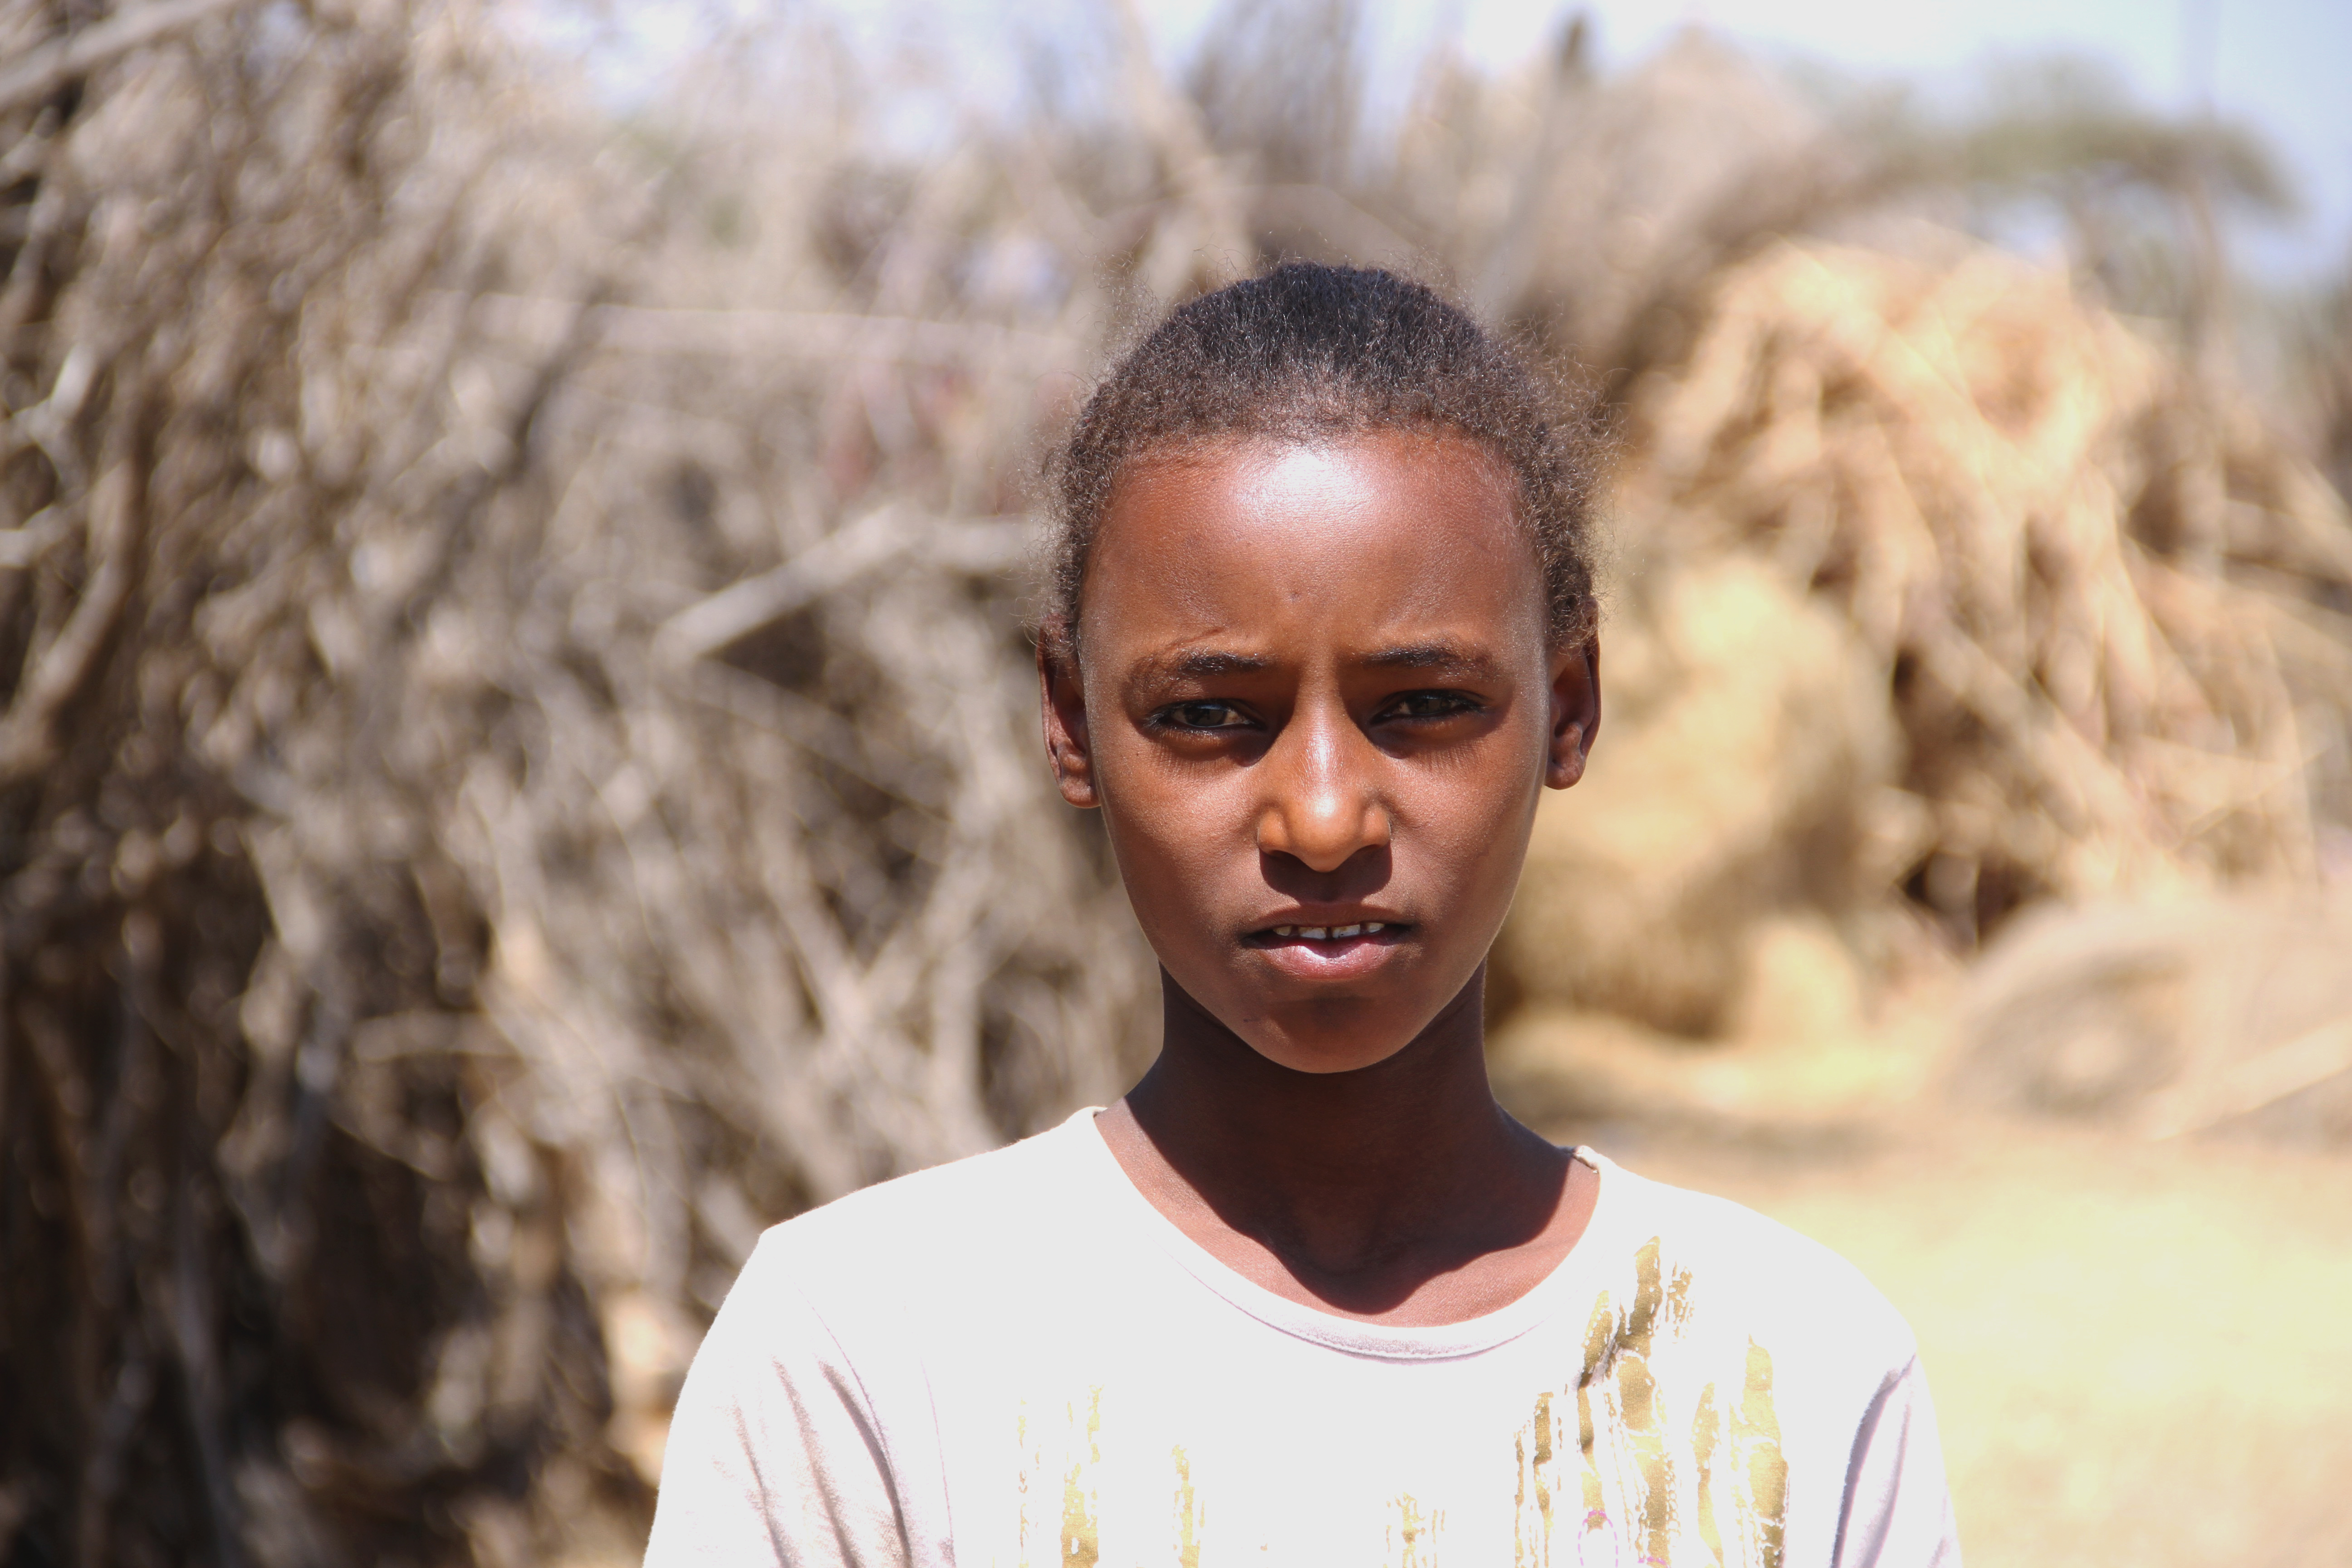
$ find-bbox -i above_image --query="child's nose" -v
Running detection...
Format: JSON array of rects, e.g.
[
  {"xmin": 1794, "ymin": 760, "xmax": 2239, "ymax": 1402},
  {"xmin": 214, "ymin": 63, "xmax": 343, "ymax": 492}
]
[{"xmin": 1251, "ymin": 706, "xmax": 1389, "ymax": 873}]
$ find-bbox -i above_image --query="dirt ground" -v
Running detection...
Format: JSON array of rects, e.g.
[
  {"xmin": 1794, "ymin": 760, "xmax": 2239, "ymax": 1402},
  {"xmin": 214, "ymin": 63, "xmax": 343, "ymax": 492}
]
[{"xmin": 1587, "ymin": 1114, "xmax": 2352, "ymax": 1568}]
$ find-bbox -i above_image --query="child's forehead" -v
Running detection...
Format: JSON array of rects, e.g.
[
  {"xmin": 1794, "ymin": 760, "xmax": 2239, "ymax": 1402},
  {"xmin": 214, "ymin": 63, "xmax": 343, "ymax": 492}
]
[{"xmin": 1084, "ymin": 431, "xmax": 1540, "ymax": 636}]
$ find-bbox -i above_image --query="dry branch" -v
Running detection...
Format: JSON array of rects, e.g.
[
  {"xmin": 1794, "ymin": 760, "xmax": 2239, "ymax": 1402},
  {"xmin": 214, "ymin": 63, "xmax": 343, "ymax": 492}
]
[
  {"xmin": 0, "ymin": 0, "xmax": 1157, "ymax": 1560},
  {"xmin": 2141, "ymin": 1012, "xmax": 2352, "ymax": 1139},
  {"xmin": 0, "ymin": 0, "xmax": 248, "ymax": 116}
]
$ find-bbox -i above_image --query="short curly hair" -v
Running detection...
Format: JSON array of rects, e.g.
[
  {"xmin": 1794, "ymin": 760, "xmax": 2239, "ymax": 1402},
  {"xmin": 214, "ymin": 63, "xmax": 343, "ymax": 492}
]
[{"xmin": 1042, "ymin": 262, "xmax": 1603, "ymax": 658}]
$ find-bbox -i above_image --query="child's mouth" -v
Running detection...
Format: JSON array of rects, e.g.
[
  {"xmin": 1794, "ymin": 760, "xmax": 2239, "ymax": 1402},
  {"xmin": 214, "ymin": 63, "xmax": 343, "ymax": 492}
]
[
  {"xmin": 1246, "ymin": 922, "xmax": 1408, "ymax": 949},
  {"xmin": 1245, "ymin": 921, "xmax": 1409, "ymax": 977}
]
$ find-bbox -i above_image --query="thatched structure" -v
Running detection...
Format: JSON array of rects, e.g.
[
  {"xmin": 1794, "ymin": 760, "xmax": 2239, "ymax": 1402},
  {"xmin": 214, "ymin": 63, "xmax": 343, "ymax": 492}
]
[{"xmin": 1496, "ymin": 238, "xmax": 2352, "ymax": 1134}]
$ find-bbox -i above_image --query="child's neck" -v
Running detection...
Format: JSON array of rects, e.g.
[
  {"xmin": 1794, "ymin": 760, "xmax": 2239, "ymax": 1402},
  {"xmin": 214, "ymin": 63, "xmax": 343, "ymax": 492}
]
[{"xmin": 1095, "ymin": 967, "xmax": 1597, "ymax": 1326}]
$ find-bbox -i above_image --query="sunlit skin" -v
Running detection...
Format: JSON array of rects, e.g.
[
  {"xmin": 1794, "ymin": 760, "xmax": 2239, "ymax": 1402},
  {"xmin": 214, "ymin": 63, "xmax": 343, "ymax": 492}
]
[{"xmin": 1039, "ymin": 429, "xmax": 1604, "ymax": 1326}]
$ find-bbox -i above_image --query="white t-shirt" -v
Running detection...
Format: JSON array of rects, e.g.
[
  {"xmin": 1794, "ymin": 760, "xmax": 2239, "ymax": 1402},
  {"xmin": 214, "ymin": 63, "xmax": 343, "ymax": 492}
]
[{"xmin": 647, "ymin": 1110, "xmax": 1960, "ymax": 1568}]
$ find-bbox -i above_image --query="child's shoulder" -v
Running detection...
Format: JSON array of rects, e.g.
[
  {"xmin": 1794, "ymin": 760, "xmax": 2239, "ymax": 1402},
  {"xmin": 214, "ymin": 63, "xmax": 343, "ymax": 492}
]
[
  {"xmin": 729, "ymin": 1110, "xmax": 1100, "ymax": 1294},
  {"xmin": 1584, "ymin": 1151, "xmax": 1919, "ymax": 1363}
]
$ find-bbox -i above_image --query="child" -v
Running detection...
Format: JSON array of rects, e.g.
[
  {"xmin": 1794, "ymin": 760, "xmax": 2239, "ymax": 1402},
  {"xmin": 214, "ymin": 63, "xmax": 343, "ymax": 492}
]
[{"xmin": 645, "ymin": 264, "xmax": 1960, "ymax": 1567}]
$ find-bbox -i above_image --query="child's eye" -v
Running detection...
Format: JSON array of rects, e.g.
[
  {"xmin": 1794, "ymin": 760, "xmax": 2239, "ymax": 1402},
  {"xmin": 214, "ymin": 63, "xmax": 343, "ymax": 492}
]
[
  {"xmin": 1161, "ymin": 701, "xmax": 1254, "ymax": 731},
  {"xmin": 1379, "ymin": 691, "xmax": 1480, "ymax": 722}
]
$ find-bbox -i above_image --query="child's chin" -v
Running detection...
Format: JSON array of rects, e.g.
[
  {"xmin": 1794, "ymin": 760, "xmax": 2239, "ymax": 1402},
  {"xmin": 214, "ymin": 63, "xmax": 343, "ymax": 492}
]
[
  {"xmin": 1225, "ymin": 989, "xmax": 1435, "ymax": 1075},
  {"xmin": 1243, "ymin": 1030, "xmax": 1418, "ymax": 1076}
]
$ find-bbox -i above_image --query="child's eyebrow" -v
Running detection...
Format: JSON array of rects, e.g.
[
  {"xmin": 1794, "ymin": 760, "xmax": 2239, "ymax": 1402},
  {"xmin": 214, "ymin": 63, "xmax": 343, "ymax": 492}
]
[
  {"xmin": 1132, "ymin": 643, "xmax": 1496, "ymax": 685},
  {"xmin": 1358, "ymin": 642, "xmax": 1496, "ymax": 676},
  {"xmin": 1147, "ymin": 650, "xmax": 1277, "ymax": 681}
]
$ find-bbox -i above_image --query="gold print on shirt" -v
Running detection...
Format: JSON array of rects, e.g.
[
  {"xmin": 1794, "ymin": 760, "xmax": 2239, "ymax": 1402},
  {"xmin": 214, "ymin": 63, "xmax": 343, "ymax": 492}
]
[
  {"xmin": 1737, "ymin": 1345, "xmax": 1787, "ymax": 1568},
  {"xmin": 1009, "ymin": 1239, "xmax": 1785, "ymax": 1568},
  {"xmin": 1015, "ymin": 1389, "xmax": 1105, "ymax": 1568},
  {"xmin": 1386, "ymin": 1493, "xmax": 1442, "ymax": 1568},
  {"xmin": 1512, "ymin": 1238, "xmax": 1788, "ymax": 1567},
  {"xmin": 1064, "ymin": 1389, "xmax": 1102, "ymax": 1568},
  {"xmin": 1173, "ymin": 1445, "xmax": 1204, "ymax": 1568},
  {"xmin": 1019, "ymin": 1392, "xmax": 1207, "ymax": 1568}
]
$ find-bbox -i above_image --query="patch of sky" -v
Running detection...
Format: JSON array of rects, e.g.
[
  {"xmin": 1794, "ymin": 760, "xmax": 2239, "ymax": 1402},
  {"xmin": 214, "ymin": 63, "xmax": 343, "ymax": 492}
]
[{"xmin": 508, "ymin": 0, "xmax": 2348, "ymax": 284}]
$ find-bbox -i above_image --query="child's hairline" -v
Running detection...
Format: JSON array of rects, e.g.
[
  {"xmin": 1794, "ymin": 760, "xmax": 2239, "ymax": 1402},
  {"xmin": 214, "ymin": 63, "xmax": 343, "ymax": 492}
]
[
  {"xmin": 1086, "ymin": 418, "xmax": 1523, "ymax": 495},
  {"xmin": 1027, "ymin": 261, "xmax": 1614, "ymax": 666}
]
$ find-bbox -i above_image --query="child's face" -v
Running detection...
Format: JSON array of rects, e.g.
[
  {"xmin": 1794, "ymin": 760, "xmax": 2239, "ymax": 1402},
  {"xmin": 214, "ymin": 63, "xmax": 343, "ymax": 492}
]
[{"xmin": 1043, "ymin": 430, "xmax": 1597, "ymax": 1074}]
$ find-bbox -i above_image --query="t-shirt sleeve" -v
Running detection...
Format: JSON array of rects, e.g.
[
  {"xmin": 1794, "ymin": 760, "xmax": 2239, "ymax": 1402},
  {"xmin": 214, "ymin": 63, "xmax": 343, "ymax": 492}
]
[
  {"xmin": 1832, "ymin": 1354, "xmax": 1963, "ymax": 1568},
  {"xmin": 644, "ymin": 1236, "xmax": 911, "ymax": 1568}
]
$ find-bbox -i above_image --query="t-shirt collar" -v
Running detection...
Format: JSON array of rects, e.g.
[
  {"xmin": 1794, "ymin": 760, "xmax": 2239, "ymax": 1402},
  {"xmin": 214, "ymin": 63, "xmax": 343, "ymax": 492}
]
[{"xmin": 1062, "ymin": 1106, "xmax": 1627, "ymax": 1363}]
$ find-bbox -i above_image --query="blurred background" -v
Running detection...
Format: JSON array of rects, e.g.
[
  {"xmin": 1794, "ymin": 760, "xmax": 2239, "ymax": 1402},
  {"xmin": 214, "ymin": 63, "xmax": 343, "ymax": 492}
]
[{"xmin": 1, "ymin": 0, "xmax": 2347, "ymax": 1563}]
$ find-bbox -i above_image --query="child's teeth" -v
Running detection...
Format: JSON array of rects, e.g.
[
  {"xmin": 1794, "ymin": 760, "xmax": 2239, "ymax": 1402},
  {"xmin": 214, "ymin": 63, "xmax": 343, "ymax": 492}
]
[
  {"xmin": 1364, "ymin": 922, "xmax": 1384, "ymax": 933},
  {"xmin": 1333, "ymin": 924, "xmax": 1362, "ymax": 938},
  {"xmin": 1274, "ymin": 926, "xmax": 1294, "ymax": 937},
  {"xmin": 1300, "ymin": 926, "xmax": 1328, "ymax": 940}
]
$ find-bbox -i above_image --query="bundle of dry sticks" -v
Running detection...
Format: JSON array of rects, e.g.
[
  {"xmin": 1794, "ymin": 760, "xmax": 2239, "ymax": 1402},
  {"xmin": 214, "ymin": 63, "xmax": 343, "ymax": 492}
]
[{"xmin": 0, "ymin": 1, "xmax": 1166, "ymax": 1559}]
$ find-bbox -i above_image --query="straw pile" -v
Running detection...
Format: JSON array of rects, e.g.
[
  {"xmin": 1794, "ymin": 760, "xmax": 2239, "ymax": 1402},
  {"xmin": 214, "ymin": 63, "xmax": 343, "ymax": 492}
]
[
  {"xmin": 1631, "ymin": 240, "xmax": 2352, "ymax": 921},
  {"xmin": 1493, "ymin": 554, "xmax": 1903, "ymax": 1038},
  {"xmin": 1494, "ymin": 238, "xmax": 2352, "ymax": 1124}
]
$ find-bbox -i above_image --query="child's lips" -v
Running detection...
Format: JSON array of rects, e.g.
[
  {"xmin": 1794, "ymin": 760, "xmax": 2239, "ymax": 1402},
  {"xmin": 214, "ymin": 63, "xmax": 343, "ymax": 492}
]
[{"xmin": 1244, "ymin": 921, "xmax": 1410, "ymax": 976}]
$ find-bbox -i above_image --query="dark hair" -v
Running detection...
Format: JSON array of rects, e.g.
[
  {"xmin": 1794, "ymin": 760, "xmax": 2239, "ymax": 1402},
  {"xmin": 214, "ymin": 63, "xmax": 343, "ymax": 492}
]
[{"xmin": 1041, "ymin": 262, "xmax": 1602, "ymax": 657}]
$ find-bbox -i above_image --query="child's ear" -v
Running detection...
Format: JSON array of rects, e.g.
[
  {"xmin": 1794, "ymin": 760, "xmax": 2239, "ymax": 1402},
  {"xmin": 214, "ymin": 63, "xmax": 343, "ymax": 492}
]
[
  {"xmin": 1546, "ymin": 637, "xmax": 1600, "ymax": 790},
  {"xmin": 1038, "ymin": 627, "xmax": 1100, "ymax": 809}
]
